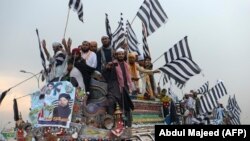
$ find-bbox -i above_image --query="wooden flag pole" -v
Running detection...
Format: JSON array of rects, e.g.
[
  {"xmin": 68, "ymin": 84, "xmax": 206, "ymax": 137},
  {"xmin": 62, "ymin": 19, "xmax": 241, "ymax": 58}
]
[{"xmin": 63, "ymin": 8, "xmax": 71, "ymax": 38}]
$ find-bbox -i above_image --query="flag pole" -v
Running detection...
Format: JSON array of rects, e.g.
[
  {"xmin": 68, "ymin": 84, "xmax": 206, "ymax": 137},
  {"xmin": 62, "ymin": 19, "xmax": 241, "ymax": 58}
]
[
  {"xmin": 137, "ymin": 53, "xmax": 165, "ymax": 81},
  {"xmin": 63, "ymin": 8, "xmax": 71, "ymax": 38},
  {"xmin": 152, "ymin": 53, "xmax": 164, "ymax": 64},
  {"xmin": 36, "ymin": 29, "xmax": 47, "ymax": 74},
  {"xmin": 130, "ymin": 14, "xmax": 137, "ymax": 25}
]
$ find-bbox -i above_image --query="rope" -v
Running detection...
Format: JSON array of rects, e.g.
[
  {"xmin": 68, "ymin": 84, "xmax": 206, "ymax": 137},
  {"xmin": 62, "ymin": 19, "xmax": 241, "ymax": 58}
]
[
  {"xmin": 9, "ymin": 72, "xmax": 41, "ymax": 90},
  {"xmin": 15, "ymin": 93, "xmax": 35, "ymax": 100}
]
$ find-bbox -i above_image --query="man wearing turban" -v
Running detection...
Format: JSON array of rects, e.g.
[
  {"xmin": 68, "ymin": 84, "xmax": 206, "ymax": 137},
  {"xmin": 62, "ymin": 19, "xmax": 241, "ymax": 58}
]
[{"xmin": 52, "ymin": 93, "xmax": 71, "ymax": 125}]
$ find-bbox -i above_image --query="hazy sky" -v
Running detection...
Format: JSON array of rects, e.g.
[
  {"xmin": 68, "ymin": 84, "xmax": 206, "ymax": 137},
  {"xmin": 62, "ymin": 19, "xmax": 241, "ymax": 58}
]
[{"xmin": 1, "ymin": 0, "xmax": 250, "ymax": 129}]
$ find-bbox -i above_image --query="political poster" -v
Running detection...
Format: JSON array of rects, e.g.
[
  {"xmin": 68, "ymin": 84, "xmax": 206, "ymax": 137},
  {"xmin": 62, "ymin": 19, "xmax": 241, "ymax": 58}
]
[{"xmin": 29, "ymin": 81, "xmax": 75, "ymax": 128}]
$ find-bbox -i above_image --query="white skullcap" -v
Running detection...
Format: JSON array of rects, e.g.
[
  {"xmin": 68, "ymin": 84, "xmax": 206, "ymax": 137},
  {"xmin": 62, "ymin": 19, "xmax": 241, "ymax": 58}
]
[
  {"xmin": 52, "ymin": 42, "xmax": 62, "ymax": 48},
  {"xmin": 116, "ymin": 47, "xmax": 124, "ymax": 53},
  {"xmin": 137, "ymin": 55, "xmax": 144, "ymax": 61}
]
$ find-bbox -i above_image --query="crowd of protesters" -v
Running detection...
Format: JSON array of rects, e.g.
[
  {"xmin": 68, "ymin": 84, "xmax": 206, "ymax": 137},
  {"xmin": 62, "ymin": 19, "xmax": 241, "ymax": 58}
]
[{"xmin": 41, "ymin": 36, "xmax": 160, "ymax": 127}]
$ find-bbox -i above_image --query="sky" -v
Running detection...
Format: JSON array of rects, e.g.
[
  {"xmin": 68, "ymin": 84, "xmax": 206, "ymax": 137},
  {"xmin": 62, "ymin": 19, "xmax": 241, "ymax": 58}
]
[{"xmin": 0, "ymin": 0, "xmax": 250, "ymax": 129}]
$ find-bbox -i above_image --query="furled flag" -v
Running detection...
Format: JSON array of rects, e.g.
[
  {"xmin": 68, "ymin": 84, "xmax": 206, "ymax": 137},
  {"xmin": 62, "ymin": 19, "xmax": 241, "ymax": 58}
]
[
  {"xmin": 232, "ymin": 94, "xmax": 241, "ymax": 112},
  {"xmin": 0, "ymin": 89, "xmax": 11, "ymax": 106},
  {"xmin": 13, "ymin": 98, "xmax": 19, "ymax": 121},
  {"xmin": 126, "ymin": 20, "xmax": 140, "ymax": 55},
  {"xmin": 69, "ymin": 0, "xmax": 84, "ymax": 22},
  {"xmin": 142, "ymin": 22, "xmax": 151, "ymax": 58},
  {"xmin": 105, "ymin": 13, "xmax": 112, "ymax": 40},
  {"xmin": 112, "ymin": 14, "xmax": 126, "ymax": 50},
  {"xmin": 159, "ymin": 57, "xmax": 201, "ymax": 89},
  {"xmin": 36, "ymin": 29, "xmax": 47, "ymax": 77},
  {"xmin": 197, "ymin": 81, "xmax": 209, "ymax": 94},
  {"xmin": 162, "ymin": 74, "xmax": 168, "ymax": 86},
  {"xmin": 164, "ymin": 36, "xmax": 192, "ymax": 64},
  {"xmin": 227, "ymin": 95, "xmax": 241, "ymax": 125},
  {"xmin": 136, "ymin": 0, "xmax": 168, "ymax": 36}
]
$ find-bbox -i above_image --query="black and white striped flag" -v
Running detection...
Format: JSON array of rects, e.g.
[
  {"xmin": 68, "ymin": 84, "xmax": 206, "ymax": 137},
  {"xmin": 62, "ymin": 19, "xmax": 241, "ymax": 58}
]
[
  {"xmin": 142, "ymin": 22, "xmax": 151, "ymax": 58},
  {"xmin": 112, "ymin": 14, "xmax": 126, "ymax": 50},
  {"xmin": 105, "ymin": 13, "xmax": 112, "ymax": 40},
  {"xmin": 35, "ymin": 29, "xmax": 48, "ymax": 77},
  {"xmin": 197, "ymin": 81, "xmax": 209, "ymax": 94},
  {"xmin": 162, "ymin": 74, "xmax": 168, "ymax": 86},
  {"xmin": 227, "ymin": 95, "xmax": 241, "ymax": 125},
  {"xmin": 69, "ymin": 0, "xmax": 84, "ymax": 22},
  {"xmin": 136, "ymin": 0, "xmax": 168, "ymax": 36},
  {"xmin": 159, "ymin": 57, "xmax": 201, "ymax": 89},
  {"xmin": 228, "ymin": 96, "xmax": 241, "ymax": 119},
  {"xmin": 200, "ymin": 91, "xmax": 218, "ymax": 114},
  {"xmin": 229, "ymin": 116, "xmax": 241, "ymax": 125},
  {"xmin": 232, "ymin": 94, "xmax": 241, "ymax": 112},
  {"xmin": 164, "ymin": 36, "xmax": 192, "ymax": 64},
  {"xmin": 200, "ymin": 81, "xmax": 228, "ymax": 113},
  {"xmin": 210, "ymin": 80, "xmax": 228, "ymax": 99},
  {"xmin": 126, "ymin": 20, "xmax": 140, "ymax": 55},
  {"xmin": 227, "ymin": 99, "xmax": 241, "ymax": 125}
]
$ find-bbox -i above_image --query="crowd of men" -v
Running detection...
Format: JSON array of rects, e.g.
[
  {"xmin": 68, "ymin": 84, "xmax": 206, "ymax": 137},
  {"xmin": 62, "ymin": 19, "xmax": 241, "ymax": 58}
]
[
  {"xmin": 41, "ymin": 36, "xmax": 160, "ymax": 127},
  {"xmin": 161, "ymin": 89, "xmax": 232, "ymax": 125},
  {"xmin": 40, "ymin": 36, "xmax": 234, "ymax": 127}
]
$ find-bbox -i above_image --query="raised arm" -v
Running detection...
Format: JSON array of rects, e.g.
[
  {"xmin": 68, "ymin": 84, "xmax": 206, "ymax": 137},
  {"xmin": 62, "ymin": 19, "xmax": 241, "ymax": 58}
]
[
  {"xmin": 62, "ymin": 38, "xmax": 72, "ymax": 56},
  {"xmin": 136, "ymin": 63, "xmax": 160, "ymax": 74},
  {"xmin": 42, "ymin": 39, "xmax": 50, "ymax": 61}
]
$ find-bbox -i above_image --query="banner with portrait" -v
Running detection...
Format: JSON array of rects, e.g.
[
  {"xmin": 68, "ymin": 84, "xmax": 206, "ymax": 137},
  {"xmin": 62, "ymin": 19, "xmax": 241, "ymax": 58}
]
[{"xmin": 29, "ymin": 81, "xmax": 75, "ymax": 128}]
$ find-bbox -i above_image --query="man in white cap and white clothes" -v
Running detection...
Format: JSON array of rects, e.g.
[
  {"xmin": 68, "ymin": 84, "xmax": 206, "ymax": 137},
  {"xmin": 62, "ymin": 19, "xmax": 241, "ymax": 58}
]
[{"xmin": 42, "ymin": 40, "xmax": 66, "ymax": 82}]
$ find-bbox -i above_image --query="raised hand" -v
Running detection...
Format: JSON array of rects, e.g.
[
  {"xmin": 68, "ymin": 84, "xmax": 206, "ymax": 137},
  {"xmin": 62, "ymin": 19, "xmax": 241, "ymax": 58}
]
[
  {"xmin": 66, "ymin": 38, "xmax": 72, "ymax": 55},
  {"xmin": 62, "ymin": 38, "xmax": 67, "ymax": 47},
  {"xmin": 153, "ymin": 69, "xmax": 161, "ymax": 73},
  {"xmin": 67, "ymin": 38, "xmax": 72, "ymax": 48},
  {"xmin": 42, "ymin": 39, "xmax": 50, "ymax": 59},
  {"xmin": 42, "ymin": 39, "xmax": 46, "ymax": 49}
]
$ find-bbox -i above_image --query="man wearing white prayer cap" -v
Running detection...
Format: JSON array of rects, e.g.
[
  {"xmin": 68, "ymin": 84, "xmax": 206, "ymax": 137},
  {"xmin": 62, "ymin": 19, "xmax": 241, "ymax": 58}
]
[
  {"xmin": 116, "ymin": 47, "xmax": 125, "ymax": 53},
  {"xmin": 137, "ymin": 55, "xmax": 144, "ymax": 61},
  {"xmin": 103, "ymin": 47, "xmax": 134, "ymax": 127},
  {"xmin": 52, "ymin": 42, "xmax": 62, "ymax": 48},
  {"xmin": 42, "ymin": 40, "xmax": 66, "ymax": 82}
]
